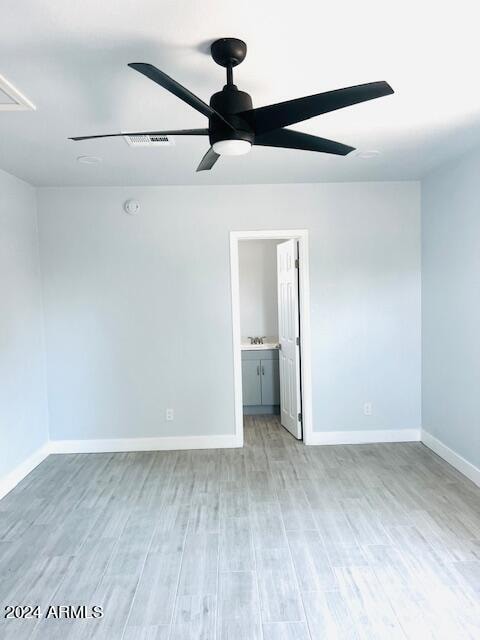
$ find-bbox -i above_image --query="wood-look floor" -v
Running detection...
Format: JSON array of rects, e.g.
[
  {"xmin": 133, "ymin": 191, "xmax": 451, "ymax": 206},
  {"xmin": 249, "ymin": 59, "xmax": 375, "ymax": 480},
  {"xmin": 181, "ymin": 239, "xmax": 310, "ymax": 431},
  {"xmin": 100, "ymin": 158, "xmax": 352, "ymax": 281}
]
[{"xmin": 1, "ymin": 416, "xmax": 480, "ymax": 639}]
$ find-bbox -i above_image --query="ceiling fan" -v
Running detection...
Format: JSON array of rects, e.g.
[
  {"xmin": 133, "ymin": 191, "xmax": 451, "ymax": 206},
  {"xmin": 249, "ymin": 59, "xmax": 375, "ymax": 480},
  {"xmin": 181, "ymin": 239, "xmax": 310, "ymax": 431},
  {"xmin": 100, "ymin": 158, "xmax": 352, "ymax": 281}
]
[{"xmin": 70, "ymin": 38, "xmax": 394, "ymax": 172}]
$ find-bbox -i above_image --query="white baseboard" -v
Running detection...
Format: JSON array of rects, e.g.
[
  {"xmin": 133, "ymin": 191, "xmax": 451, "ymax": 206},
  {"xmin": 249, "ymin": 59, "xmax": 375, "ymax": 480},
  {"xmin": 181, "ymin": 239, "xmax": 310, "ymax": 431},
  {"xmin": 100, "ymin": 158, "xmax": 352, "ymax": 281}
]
[
  {"xmin": 0, "ymin": 442, "xmax": 51, "ymax": 501},
  {"xmin": 421, "ymin": 430, "xmax": 480, "ymax": 488},
  {"xmin": 306, "ymin": 428, "xmax": 421, "ymax": 446},
  {"xmin": 49, "ymin": 433, "xmax": 243, "ymax": 454}
]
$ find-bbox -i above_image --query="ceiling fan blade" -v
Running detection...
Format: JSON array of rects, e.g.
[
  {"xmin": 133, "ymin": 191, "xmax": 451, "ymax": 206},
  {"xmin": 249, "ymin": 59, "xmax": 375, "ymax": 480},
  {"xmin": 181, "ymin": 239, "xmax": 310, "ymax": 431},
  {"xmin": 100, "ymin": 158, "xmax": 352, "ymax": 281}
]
[
  {"xmin": 128, "ymin": 63, "xmax": 235, "ymax": 131},
  {"xmin": 196, "ymin": 147, "xmax": 220, "ymax": 172},
  {"xmin": 240, "ymin": 81, "xmax": 394, "ymax": 135},
  {"xmin": 255, "ymin": 128, "xmax": 354, "ymax": 155},
  {"xmin": 69, "ymin": 129, "xmax": 209, "ymax": 141}
]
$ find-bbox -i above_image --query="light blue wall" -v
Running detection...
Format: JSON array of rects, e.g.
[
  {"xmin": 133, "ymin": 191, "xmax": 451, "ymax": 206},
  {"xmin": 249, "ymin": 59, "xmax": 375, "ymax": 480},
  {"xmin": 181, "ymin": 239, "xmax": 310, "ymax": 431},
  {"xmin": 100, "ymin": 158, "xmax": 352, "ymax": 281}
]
[
  {"xmin": 422, "ymin": 148, "xmax": 480, "ymax": 468},
  {"xmin": 0, "ymin": 170, "xmax": 49, "ymax": 480},
  {"xmin": 38, "ymin": 182, "xmax": 421, "ymax": 441}
]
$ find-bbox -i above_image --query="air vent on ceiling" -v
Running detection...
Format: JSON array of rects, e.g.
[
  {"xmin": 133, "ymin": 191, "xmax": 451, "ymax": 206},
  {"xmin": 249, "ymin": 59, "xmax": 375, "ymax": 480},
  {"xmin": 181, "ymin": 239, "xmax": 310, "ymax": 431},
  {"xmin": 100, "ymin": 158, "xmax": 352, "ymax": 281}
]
[
  {"xmin": 123, "ymin": 134, "xmax": 174, "ymax": 147},
  {"xmin": 0, "ymin": 73, "xmax": 36, "ymax": 111}
]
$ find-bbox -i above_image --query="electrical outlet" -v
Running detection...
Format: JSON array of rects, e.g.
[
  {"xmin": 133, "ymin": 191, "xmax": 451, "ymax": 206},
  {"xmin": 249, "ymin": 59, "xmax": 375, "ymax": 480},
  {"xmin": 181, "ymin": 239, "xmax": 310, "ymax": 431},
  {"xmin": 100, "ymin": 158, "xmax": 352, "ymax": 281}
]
[
  {"xmin": 363, "ymin": 402, "xmax": 372, "ymax": 416},
  {"xmin": 166, "ymin": 408, "xmax": 174, "ymax": 421}
]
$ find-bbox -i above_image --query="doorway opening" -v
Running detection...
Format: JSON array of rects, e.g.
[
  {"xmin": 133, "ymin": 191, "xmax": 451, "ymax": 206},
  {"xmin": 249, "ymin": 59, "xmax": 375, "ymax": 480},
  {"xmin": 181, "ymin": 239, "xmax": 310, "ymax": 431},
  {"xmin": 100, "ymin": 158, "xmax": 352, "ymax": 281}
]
[{"xmin": 230, "ymin": 230, "xmax": 313, "ymax": 445}]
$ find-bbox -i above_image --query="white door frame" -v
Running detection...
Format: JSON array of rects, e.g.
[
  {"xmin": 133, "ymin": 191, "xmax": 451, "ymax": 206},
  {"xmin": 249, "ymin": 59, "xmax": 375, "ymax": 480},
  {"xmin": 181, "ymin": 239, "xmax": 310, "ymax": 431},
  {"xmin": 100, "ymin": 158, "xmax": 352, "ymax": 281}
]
[{"xmin": 230, "ymin": 229, "xmax": 313, "ymax": 445}]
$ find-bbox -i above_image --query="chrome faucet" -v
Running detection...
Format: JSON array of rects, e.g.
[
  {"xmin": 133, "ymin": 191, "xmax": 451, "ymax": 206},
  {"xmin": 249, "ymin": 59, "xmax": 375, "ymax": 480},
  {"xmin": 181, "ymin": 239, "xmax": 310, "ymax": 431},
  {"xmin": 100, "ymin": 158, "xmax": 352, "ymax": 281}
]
[{"xmin": 248, "ymin": 336, "xmax": 267, "ymax": 345}]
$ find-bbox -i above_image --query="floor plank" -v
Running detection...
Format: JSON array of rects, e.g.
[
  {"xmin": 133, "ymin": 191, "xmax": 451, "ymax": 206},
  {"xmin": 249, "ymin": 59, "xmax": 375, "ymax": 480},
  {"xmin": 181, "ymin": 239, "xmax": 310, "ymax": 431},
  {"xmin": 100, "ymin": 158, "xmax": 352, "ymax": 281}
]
[{"xmin": 217, "ymin": 571, "xmax": 262, "ymax": 640}]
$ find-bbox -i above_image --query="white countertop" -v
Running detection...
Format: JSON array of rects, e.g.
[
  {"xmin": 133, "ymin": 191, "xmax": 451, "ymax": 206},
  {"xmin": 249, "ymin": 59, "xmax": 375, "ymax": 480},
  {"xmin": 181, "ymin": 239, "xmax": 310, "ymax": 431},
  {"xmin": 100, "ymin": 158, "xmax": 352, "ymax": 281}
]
[{"xmin": 241, "ymin": 337, "xmax": 279, "ymax": 351}]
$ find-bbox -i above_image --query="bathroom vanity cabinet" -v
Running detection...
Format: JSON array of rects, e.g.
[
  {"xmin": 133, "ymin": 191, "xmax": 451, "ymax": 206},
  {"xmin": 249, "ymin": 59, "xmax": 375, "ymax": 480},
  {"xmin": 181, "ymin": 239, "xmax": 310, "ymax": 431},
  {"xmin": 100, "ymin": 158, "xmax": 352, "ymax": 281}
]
[{"xmin": 241, "ymin": 348, "xmax": 280, "ymax": 414}]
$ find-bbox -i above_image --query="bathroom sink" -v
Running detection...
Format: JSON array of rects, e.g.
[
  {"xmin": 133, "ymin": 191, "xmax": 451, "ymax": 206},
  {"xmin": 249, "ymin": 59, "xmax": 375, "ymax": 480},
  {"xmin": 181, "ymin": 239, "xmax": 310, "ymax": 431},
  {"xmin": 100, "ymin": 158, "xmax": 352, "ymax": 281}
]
[{"xmin": 241, "ymin": 337, "xmax": 279, "ymax": 351}]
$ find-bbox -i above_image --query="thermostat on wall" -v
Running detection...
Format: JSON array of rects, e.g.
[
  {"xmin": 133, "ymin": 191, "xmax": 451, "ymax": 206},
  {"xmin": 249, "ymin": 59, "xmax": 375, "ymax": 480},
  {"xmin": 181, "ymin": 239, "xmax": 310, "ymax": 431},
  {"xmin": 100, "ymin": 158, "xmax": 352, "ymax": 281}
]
[{"xmin": 123, "ymin": 199, "xmax": 140, "ymax": 215}]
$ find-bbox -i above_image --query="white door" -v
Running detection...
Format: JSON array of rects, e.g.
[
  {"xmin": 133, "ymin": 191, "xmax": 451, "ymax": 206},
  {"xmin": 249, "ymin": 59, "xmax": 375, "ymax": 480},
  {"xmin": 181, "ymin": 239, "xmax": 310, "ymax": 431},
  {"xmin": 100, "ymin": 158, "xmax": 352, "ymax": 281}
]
[{"xmin": 277, "ymin": 239, "xmax": 302, "ymax": 439}]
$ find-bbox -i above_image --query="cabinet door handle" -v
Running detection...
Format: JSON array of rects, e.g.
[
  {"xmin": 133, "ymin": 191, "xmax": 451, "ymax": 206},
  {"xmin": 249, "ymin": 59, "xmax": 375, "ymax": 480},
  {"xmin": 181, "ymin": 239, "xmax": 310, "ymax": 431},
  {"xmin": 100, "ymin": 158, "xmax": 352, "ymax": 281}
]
[
  {"xmin": 262, "ymin": 365, "xmax": 265, "ymax": 375},
  {"xmin": 257, "ymin": 365, "xmax": 260, "ymax": 376}
]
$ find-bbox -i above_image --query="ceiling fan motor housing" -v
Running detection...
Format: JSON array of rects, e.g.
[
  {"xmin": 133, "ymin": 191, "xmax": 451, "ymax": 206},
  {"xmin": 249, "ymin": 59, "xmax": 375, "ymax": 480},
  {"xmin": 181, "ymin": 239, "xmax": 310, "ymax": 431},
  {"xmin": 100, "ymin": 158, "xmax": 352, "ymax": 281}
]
[{"xmin": 209, "ymin": 86, "xmax": 254, "ymax": 146}]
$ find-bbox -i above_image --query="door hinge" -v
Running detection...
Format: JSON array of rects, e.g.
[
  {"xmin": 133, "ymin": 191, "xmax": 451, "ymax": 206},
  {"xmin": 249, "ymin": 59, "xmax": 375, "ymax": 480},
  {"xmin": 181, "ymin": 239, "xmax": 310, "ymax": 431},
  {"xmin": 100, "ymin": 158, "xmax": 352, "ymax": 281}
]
[
  {"xmin": 278, "ymin": 343, "xmax": 282, "ymax": 350},
  {"xmin": 295, "ymin": 258, "xmax": 299, "ymax": 269},
  {"xmin": 296, "ymin": 337, "xmax": 300, "ymax": 346},
  {"xmin": 298, "ymin": 412, "xmax": 302, "ymax": 422}
]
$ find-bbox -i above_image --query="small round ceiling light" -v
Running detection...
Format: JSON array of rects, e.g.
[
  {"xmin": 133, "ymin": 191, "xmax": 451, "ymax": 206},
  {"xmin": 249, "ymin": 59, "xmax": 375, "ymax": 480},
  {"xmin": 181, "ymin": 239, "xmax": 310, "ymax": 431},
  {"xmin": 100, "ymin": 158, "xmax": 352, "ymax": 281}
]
[
  {"xmin": 355, "ymin": 150, "xmax": 381, "ymax": 160},
  {"xmin": 77, "ymin": 155, "xmax": 102, "ymax": 165}
]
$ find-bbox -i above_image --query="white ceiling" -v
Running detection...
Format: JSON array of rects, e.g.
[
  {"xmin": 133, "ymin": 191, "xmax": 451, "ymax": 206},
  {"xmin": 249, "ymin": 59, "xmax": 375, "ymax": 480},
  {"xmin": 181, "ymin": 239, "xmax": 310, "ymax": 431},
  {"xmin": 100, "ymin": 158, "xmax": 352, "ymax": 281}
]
[{"xmin": 2, "ymin": 0, "xmax": 480, "ymax": 186}]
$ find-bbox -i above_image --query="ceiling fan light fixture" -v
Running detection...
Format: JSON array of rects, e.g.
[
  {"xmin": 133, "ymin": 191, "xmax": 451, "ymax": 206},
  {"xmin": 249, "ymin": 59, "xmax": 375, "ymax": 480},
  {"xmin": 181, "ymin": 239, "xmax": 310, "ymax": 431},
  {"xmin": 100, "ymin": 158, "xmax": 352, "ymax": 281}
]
[
  {"xmin": 212, "ymin": 139, "xmax": 251, "ymax": 156},
  {"xmin": 70, "ymin": 38, "xmax": 394, "ymax": 172}
]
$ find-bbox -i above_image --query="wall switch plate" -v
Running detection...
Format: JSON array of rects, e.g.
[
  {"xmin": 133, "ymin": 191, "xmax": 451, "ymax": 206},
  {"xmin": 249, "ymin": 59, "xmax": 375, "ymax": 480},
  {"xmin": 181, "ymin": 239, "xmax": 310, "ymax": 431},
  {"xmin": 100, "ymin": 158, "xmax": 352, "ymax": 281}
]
[
  {"xmin": 166, "ymin": 408, "xmax": 174, "ymax": 421},
  {"xmin": 363, "ymin": 402, "xmax": 372, "ymax": 416}
]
